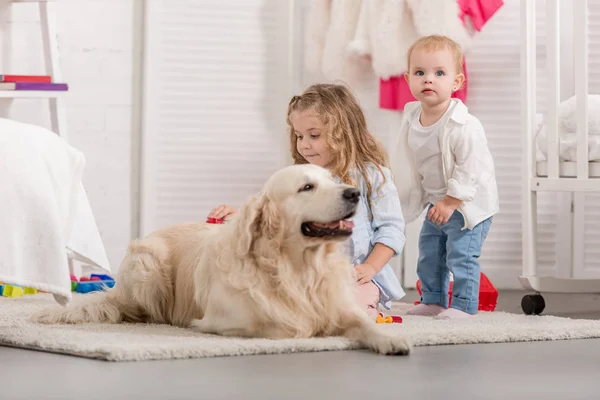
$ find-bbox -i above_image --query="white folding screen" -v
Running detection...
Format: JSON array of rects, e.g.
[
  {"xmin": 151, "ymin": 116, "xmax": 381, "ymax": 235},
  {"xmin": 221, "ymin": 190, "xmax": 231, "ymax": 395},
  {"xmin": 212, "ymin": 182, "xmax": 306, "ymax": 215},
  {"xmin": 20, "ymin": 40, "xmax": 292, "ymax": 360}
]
[{"xmin": 140, "ymin": 0, "xmax": 293, "ymax": 235}]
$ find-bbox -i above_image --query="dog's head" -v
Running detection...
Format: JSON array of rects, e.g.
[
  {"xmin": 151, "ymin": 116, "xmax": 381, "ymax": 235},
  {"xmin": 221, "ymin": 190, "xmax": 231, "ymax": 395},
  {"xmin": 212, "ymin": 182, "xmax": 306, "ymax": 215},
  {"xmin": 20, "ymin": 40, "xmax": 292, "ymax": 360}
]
[{"xmin": 236, "ymin": 164, "xmax": 359, "ymax": 255}]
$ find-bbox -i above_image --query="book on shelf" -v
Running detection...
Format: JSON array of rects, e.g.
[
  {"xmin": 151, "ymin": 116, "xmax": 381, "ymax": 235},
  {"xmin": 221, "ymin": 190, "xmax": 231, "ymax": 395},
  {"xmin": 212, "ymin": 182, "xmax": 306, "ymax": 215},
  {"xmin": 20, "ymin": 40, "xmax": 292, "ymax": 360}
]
[
  {"xmin": 0, "ymin": 82, "xmax": 68, "ymax": 91},
  {"xmin": 0, "ymin": 75, "xmax": 52, "ymax": 83}
]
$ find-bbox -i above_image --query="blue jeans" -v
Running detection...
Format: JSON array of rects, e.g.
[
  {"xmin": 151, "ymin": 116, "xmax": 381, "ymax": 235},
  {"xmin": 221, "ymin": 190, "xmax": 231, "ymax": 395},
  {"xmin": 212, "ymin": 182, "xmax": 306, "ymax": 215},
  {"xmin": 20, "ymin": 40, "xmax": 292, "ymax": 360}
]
[{"xmin": 417, "ymin": 207, "xmax": 492, "ymax": 314}]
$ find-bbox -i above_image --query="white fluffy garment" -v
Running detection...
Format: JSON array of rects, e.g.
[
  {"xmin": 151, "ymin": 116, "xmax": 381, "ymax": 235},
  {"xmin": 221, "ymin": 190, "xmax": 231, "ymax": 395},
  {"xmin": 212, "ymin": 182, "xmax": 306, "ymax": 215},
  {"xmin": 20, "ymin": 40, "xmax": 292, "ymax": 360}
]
[{"xmin": 305, "ymin": 0, "xmax": 474, "ymax": 82}]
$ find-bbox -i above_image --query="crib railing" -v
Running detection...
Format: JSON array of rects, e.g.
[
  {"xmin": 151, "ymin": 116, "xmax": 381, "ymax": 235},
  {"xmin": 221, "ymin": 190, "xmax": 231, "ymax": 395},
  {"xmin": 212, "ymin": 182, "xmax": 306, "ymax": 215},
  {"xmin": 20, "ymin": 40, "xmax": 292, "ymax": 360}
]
[
  {"xmin": 519, "ymin": 0, "xmax": 600, "ymax": 300},
  {"xmin": 522, "ymin": 0, "xmax": 592, "ymax": 192},
  {"xmin": 574, "ymin": 0, "xmax": 589, "ymax": 179}
]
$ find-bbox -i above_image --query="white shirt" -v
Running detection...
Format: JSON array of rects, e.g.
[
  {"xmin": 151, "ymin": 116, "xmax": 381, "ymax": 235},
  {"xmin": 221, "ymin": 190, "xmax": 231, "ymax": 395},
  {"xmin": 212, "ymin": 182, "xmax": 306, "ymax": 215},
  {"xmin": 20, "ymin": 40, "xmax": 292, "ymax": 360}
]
[
  {"xmin": 408, "ymin": 107, "xmax": 451, "ymax": 205},
  {"xmin": 390, "ymin": 99, "xmax": 499, "ymax": 230}
]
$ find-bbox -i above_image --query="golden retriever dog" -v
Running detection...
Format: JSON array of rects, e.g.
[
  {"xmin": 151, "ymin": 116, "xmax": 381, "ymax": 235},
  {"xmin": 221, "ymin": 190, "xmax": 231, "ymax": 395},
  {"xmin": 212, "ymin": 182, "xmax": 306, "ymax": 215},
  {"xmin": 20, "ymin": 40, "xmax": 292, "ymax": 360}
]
[{"xmin": 32, "ymin": 164, "xmax": 410, "ymax": 355}]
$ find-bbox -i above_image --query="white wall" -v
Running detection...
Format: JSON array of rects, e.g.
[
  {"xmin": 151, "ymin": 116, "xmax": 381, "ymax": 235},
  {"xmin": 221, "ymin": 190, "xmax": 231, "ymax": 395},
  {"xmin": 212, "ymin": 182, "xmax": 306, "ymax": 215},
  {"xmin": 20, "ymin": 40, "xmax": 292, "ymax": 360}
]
[
  {"xmin": 0, "ymin": 0, "xmax": 134, "ymax": 271},
  {"xmin": 139, "ymin": 0, "xmax": 292, "ymax": 237}
]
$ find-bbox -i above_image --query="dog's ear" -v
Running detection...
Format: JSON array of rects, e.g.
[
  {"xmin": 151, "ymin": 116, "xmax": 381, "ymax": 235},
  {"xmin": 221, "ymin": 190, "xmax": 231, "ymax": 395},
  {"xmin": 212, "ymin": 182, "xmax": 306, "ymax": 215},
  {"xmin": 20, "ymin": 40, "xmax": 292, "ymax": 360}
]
[
  {"xmin": 236, "ymin": 194, "xmax": 262, "ymax": 256},
  {"xmin": 236, "ymin": 194, "xmax": 282, "ymax": 257},
  {"xmin": 259, "ymin": 196, "xmax": 281, "ymax": 240}
]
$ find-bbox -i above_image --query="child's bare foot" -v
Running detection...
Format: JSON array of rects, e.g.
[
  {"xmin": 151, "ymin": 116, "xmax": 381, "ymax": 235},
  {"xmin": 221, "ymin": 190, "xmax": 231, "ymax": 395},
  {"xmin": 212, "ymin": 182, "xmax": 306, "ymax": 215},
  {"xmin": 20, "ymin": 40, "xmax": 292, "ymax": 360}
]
[{"xmin": 406, "ymin": 304, "xmax": 445, "ymax": 316}]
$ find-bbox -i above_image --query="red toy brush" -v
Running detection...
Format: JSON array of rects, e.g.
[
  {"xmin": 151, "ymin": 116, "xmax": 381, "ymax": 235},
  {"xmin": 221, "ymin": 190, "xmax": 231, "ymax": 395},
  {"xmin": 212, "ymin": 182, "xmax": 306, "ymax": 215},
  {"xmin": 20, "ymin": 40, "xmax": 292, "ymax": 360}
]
[{"xmin": 206, "ymin": 217, "xmax": 224, "ymax": 224}]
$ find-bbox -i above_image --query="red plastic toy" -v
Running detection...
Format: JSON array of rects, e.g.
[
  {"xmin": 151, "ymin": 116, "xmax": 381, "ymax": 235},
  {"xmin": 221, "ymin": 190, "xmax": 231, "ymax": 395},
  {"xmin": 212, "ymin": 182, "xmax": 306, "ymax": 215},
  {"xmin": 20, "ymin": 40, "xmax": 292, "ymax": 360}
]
[
  {"xmin": 415, "ymin": 272, "xmax": 498, "ymax": 312},
  {"xmin": 206, "ymin": 217, "xmax": 224, "ymax": 224},
  {"xmin": 376, "ymin": 312, "xmax": 403, "ymax": 324}
]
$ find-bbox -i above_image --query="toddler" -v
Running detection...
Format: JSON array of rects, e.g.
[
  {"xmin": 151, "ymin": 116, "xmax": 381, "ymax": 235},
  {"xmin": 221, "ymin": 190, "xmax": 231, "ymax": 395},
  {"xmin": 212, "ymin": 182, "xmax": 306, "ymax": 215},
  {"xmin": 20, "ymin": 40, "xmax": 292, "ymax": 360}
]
[{"xmin": 392, "ymin": 35, "xmax": 499, "ymax": 319}]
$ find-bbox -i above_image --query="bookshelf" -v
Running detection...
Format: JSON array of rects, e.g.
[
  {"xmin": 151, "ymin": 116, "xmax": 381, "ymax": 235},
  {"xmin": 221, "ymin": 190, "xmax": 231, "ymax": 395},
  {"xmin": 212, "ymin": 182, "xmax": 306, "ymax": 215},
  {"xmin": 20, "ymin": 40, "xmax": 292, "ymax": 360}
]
[{"xmin": 3, "ymin": 0, "xmax": 69, "ymax": 140}]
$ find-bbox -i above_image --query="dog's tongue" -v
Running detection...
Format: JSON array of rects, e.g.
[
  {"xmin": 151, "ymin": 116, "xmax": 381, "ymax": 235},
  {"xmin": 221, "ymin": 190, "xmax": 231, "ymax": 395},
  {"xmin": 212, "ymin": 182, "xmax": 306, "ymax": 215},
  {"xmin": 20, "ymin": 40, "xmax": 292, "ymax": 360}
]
[{"xmin": 340, "ymin": 220, "xmax": 354, "ymax": 230}]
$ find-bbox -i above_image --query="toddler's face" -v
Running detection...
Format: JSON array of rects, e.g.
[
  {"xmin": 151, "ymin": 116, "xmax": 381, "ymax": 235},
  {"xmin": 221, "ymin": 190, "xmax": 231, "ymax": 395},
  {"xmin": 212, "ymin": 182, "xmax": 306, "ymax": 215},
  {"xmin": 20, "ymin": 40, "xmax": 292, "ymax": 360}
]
[
  {"xmin": 405, "ymin": 48, "xmax": 463, "ymax": 108},
  {"xmin": 290, "ymin": 109, "xmax": 334, "ymax": 169}
]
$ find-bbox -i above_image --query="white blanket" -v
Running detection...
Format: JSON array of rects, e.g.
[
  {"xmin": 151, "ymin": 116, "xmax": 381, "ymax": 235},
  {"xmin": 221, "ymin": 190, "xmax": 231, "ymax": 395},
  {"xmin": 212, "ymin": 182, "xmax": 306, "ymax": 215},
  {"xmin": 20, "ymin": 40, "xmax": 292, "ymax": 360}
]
[
  {"xmin": 535, "ymin": 95, "xmax": 600, "ymax": 162},
  {"xmin": 0, "ymin": 118, "xmax": 110, "ymax": 305}
]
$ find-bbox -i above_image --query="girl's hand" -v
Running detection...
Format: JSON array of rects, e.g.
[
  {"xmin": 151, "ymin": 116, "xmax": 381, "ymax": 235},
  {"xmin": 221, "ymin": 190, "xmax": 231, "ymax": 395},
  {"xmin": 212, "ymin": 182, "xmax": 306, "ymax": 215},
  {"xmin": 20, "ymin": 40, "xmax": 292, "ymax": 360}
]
[
  {"xmin": 354, "ymin": 263, "xmax": 378, "ymax": 285},
  {"xmin": 428, "ymin": 196, "xmax": 461, "ymax": 225},
  {"xmin": 207, "ymin": 204, "xmax": 238, "ymax": 220}
]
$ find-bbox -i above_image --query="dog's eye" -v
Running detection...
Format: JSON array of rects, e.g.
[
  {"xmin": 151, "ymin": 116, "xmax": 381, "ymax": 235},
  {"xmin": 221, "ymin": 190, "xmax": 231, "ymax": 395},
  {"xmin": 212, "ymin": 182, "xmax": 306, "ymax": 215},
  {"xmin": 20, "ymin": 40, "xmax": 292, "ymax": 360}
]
[{"xmin": 299, "ymin": 183, "xmax": 314, "ymax": 192}]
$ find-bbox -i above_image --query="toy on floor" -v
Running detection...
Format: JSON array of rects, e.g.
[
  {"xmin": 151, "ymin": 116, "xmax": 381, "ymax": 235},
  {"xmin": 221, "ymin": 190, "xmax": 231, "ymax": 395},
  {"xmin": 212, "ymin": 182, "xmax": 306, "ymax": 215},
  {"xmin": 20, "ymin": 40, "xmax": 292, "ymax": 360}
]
[
  {"xmin": 206, "ymin": 217, "xmax": 224, "ymax": 224},
  {"xmin": 0, "ymin": 274, "xmax": 115, "ymax": 298},
  {"xmin": 0, "ymin": 283, "xmax": 38, "ymax": 298},
  {"xmin": 375, "ymin": 312, "xmax": 402, "ymax": 324},
  {"xmin": 71, "ymin": 274, "xmax": 115, "ymax": 293},
  {"xmin": 414, "ymin": 272, "xmax": 498, "ymax": 312}
]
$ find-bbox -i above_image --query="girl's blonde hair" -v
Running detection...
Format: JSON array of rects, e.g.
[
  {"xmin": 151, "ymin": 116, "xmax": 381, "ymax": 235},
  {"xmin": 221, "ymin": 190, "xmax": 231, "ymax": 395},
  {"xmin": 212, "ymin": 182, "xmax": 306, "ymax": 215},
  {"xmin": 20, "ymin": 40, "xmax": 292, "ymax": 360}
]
[{"xmin": 286, "ymin": 83, "xmax": 389, "ymax": 210}]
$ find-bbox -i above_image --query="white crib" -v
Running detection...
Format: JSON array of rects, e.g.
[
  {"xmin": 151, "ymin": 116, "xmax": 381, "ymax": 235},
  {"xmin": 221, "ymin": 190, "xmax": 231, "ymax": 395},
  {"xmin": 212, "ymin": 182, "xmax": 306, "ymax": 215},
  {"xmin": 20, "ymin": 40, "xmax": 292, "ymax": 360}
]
[{"xmin": 520, "ymin": 0, "xmax": 600, "ymax": 314}]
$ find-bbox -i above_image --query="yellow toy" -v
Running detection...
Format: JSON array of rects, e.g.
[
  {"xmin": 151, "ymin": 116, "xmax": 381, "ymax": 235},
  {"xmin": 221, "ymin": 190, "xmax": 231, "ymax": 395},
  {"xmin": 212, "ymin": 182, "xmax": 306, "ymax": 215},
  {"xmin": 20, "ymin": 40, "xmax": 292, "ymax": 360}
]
[{"xmin": 375, "ymin": 312, "xmax": 403, "ymax": 324}]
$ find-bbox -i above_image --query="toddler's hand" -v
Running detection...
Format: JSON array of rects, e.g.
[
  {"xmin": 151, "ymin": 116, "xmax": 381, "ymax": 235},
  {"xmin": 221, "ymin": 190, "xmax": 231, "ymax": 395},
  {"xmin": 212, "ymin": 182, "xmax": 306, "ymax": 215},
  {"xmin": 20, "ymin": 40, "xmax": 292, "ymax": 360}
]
[
  {"xmin": 354, "ymin": 263, "xmax": 378, "ymax": 285},
  {"xmin": 428, "ymin": 196, "xmax": 461, "ymax": 226},
  {"xmin": 208, "ymin": 204, "xmax": 238, "ymax": 220}
]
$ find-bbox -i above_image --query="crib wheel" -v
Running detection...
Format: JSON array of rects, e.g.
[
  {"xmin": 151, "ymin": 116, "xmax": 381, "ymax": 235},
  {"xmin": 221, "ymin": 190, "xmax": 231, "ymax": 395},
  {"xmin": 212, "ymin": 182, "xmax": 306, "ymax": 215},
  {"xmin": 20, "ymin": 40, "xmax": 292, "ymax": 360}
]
[{"xmin": 521, "ymin": 294, "xmax": 546, "ymax": 315}]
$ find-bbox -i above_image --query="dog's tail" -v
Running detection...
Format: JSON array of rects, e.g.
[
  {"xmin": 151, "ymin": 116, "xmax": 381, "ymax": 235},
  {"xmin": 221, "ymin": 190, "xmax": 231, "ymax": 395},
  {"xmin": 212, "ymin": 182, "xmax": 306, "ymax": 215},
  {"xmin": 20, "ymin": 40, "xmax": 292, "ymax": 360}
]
[
  {"xmin": 31, "ymin": 236, "xmax": 174, "ymax": 325},
  {"xmin": 30, "ymin": 289, "xmax": 123, "ymax": 325}
]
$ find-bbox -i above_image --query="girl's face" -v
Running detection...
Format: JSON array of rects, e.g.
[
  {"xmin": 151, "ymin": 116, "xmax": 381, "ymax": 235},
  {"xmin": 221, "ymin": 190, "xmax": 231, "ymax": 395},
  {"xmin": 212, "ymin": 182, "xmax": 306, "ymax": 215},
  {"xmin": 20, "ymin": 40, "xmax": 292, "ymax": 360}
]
[{"xmin": 290, "ymin": 109, "xmax": 334, "ymax": 169}]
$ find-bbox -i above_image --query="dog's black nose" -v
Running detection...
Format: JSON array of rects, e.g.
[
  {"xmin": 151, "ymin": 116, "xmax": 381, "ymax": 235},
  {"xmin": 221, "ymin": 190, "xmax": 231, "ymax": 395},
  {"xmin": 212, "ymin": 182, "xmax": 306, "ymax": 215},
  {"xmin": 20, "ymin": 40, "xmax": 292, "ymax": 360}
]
[{"xmin": 342, "ymin": 188, "xmax": 360, "ymax": 203}]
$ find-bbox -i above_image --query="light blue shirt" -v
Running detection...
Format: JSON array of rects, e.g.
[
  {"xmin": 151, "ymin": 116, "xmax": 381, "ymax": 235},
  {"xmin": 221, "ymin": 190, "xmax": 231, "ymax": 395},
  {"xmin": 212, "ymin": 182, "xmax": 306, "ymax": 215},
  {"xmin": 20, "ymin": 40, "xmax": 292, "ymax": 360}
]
[{"xmin": 336, "ymin": 163, "xmax": 406, "ymax": 309}]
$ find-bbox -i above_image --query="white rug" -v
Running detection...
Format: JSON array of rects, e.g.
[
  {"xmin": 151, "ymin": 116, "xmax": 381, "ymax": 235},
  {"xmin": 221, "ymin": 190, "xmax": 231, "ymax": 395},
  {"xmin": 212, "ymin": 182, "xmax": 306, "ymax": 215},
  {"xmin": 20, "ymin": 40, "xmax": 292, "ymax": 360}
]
[{"xmin": 2, "ymin": 294, "xmax": 600, "ymax": 361}]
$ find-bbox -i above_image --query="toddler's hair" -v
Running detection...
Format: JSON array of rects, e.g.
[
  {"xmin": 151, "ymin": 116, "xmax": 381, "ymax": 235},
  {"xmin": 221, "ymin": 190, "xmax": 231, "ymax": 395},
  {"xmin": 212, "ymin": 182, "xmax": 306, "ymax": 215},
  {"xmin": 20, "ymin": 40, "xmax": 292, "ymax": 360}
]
[
  {"xmin": 286, "ymin": 83, "xmax": 388, "ymax": 208},
  {"xmin": 406, "ymin": 35, "xmax": 464, "ymax": 75}
]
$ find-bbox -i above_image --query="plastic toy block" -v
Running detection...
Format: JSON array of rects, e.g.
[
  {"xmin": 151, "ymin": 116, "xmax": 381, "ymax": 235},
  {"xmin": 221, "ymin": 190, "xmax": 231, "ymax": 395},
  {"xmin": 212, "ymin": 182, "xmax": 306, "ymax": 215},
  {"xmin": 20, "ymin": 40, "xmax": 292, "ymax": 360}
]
[
  {"xmin": 2, "ymin": 284, "xmax": 24, "ymax": 298},
  {"xmin": 90, "ymin": 274, "xmax": 114, "ymax": 281},
  {"xmin": 75, "ymin": 280, "xmax": 115, "ymax": 294},
  {"xmin": 0, "ymin": 285, "xmax": 3, "ymax": 296},
  {"xmin": 24, "ymin": 287, "xmax": 38, "ymax": 295},
  {"xmin": 416, "ymin": 272, "xmax": 498, "ymax": 312},
  {"xmin": 72, "ymin": 274, "xmax": 114, "ymax": 292}
]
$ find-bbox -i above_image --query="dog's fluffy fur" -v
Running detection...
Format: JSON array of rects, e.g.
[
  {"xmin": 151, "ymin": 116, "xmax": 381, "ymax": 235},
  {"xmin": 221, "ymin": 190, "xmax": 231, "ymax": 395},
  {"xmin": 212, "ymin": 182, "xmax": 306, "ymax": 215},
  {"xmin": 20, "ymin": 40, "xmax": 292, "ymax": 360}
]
[{"xmin": 32, "ymin": 164, "xmax": 410, "ymax": 355}]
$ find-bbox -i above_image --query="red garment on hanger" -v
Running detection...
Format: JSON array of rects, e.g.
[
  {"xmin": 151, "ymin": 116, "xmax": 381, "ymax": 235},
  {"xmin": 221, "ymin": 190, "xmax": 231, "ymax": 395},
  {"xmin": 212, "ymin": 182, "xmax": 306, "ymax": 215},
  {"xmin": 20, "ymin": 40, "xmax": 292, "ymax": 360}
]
[
  {"xmin": 458, "ymin": 0, "xmax": 504, "ymax": 31},
  {"xmin": 378, "ymin": 0, "xmax": 503, "ymax": 111}
]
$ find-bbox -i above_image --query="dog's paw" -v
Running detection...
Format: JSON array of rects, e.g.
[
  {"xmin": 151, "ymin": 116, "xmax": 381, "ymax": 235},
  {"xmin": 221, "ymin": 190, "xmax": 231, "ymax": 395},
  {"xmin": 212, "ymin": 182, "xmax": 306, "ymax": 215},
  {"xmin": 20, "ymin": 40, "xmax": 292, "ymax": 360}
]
[
  {"xmin": 29, "ymin": 308, "xmax": 58, "ymax": 324},
  {"xmin": 189, "ymin": 318, "xmax": 215, "ymax": 334},
  {"xmin": 366, "ymin": 333, "xmax": 411, "ymax": 356}
]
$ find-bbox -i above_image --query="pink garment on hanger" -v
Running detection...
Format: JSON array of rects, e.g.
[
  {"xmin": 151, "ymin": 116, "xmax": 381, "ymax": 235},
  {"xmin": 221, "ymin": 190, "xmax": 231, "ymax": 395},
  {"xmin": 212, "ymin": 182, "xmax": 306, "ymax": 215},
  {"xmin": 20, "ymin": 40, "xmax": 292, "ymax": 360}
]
[
  {"xmin": 379, "ymin": 60, "xmax": 468, "ymax": 111},
  {"xmin": 458, "ymin": 0, "xmax": 504, "ymax": 31}
]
